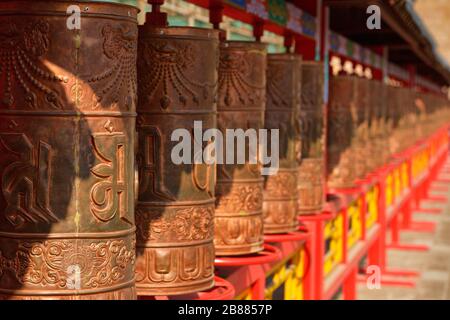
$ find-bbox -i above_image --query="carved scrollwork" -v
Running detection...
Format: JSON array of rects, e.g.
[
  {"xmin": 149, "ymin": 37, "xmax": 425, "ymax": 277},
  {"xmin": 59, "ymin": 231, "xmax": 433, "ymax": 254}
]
[
  {"xmin": 85, "ymin": 24, "xmax": 138, "ymax": 110},
  {"xmin": 266, "ymin": 64, "xmax": 289, "ymax": 108},
  {"xmin": 215, "ymin": 184, "xmax": 263, "ymax": 214},
  {"xmin": 0, "ymin": 20, "xmax": 67, "ymax": 109},
  {"xmin": 264, "ymin": 170, "xmax": 298, "ymax": 199},
  {"xmin": 135, "ymin": 205, "xmax": 214, "ymax": 242},
  {"xmin": 218, "ymin": 50, "xmax": 265, "ymax": 108},
  {"xmin": 0, "ymin": 236, "xmax": 135, "ymax": 289},
  {"xmin": 298, "ymin": 158, "xmax": 325, "ymax": 214},
  {"xmin": 138, "ymin": 40, "xmax": 215, "ymax": 109}
]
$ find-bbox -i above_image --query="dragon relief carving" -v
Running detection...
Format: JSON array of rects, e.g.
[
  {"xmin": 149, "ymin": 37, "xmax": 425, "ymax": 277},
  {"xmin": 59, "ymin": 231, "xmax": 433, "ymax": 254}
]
[
  {"xmin": 0, "ymin": 20, "xmax": 67, "ymax": 109},
  {"xmin": 138, "ymin": 40, "xmax": 215, "ymax": 109}
]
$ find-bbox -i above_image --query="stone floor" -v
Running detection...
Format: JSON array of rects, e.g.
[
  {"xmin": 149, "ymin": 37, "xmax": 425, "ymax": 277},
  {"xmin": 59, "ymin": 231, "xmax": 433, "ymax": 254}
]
[{"xmin": 357, "ymin": 160, "xmax": 450, "ymax": 300}]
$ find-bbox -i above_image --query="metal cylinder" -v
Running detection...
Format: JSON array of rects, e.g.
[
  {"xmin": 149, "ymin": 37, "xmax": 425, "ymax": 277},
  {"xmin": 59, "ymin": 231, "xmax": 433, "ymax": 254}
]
[
  {"xmin": 361, "ymin": 79, "xmax": 383, "ymax": 174},
  {"xmin": 370, "ymin": 80, "xmax": 388, "ymax": 169},
  {"xmin": 353, "ymin": 77, "xmax": 370, "ymax": 180},
  {"xmin": 215, "ymin": 41, "xmax": 266, "ymax": 255},
  {"xmin": 378, "ymin": 82, "xmax": 391, "ymax": 166},
  {"xmin": 327, "ymin": 76, "xmax": 357, "ymax": 189},
  {"xmin": 297, "ymin": 62, "xmax": 325, "ymax": 215},
  {"xmin": 392, "ymin": 86, "xmax": 414, "ymax": 154},
  {"xmin": 135, "ymin": 27, "xmax": 218, "ymax": 295},
  {"xmin": 387, "ymin": 85, "xmax": 402, "ymax": 157},
  {"xmin": 263, "ymin": 54, "xmax": 301, "ymax": 233},
  {"xmin": 0, "ymin": 1, "xmax": 138, "ymax": 299},
  {"xmin": 397, "ymin": 87, "xmax": 411, "ymax": 152}
]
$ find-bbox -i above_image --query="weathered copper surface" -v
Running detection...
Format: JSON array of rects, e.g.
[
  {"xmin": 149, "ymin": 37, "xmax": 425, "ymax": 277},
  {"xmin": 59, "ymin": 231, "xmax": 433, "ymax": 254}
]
[
  {"xmin": 372, "ymin": 81, "xmax": 389, "ymax": 167},
  {"xmin": 297, "ymin": 62, "xmax": 325, "ymax": 215},
  {"xmin": 388, "ymin": 86, "xmax": 414, "ymax": 155},
  {"xmin": 327, "ymin": 76, "xmax": 357, "ymax": 189},
  {"xmin": 263, "ymin": 54, "xmax": 301, "ymax": 233},
  {"xmin": 416, "ymin": 91, "xmax": 430, "ymax": 139},
  {"xmin": 386, "ymin": 85, "xmax": 401, "ymax": 157},
  {"xmin": 397, "ymin": 87, "xmax": 415, "ymax": 152},
  {"xmin": 353, "ymin": 77, "xmax": 370, "ymax": 179},
  {"xmin": 0, "ymin": 1, "xmax": 138, "ymax": 300},
  {"xmin": 135, "ymin": 27, "xmax": 218, "ymax": 295},
  {"xmin": 215, "ymin": 41, "xmax": 266, "ymax": 255},
  {"xmin": 364, "ymin": 80, "xmax": 386, "ymax": 173},
  {"xmin": 420, "ymin": 93, "xmax": 450, "ymax": 137}
]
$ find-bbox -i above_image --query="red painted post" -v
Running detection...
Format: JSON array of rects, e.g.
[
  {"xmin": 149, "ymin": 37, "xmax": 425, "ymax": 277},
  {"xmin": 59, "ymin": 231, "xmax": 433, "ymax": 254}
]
[
  {"xmin": 343, "ymin": 267, "xmax": 357, "ymax": 300},
  {"xmin": 251, "ymin": 276, "xmax": 266, "ymax": 300}
]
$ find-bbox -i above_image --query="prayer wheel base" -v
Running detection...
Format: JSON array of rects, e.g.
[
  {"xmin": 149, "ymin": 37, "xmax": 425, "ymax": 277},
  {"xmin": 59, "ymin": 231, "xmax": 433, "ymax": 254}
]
[
  {"xmin": 136, "ymin": 279, "xmax": 215, "ymax": 297},
  {"xmin": 0, "ymin": 286, "xmax": 136, "ymax": 300},
  {"xmin": 298, "ymin": 205, "xmax": 324, "ymax": 215},
  {"xmin": 215, "ymin": 242, "xmax": 265, "ymax": 257}
]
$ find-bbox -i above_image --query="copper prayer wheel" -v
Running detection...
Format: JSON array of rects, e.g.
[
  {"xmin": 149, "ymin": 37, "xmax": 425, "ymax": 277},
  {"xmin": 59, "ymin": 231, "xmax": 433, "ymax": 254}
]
[
  {"xmin": 327, "ymin": 76, "xmax": 358, "ymax": 189},
  {"xmin": 297, "ymin": 62, "xmax": 325, "ymax": 215},
  {"xmin": 352, "ymin": 77, "xmax": 370, "ymax": 180},
  {"xmin": 215, "ymin": 41, "xmax": 266, "ymax": 255},
  {"xmin": 387, "ymin": 85, "xmax": 402, "ymax": 157},
  {"xmin": 135, "ymin": 27, "xmax": 218, "ymax": 295},
  {"xmin": 0, "ymin": 1, "xmax": 138, "ymax": 299},
  {"xmin": 366, "ymin": 80, "xmax": 386, "ymax": 172},
  {"xmin": 414, "ymin": 91, "xmax": 427, "ymax": 141},
  {"xmin": 263, "ymin": 54, "xmax": 301, "ymax": 233},
  {"xmin": 377, "ymin": 81, "xmax": 390, "ymax": 166},
  {"xmin": 395, "ymin": 87, "xmax": 414, "ymax": 153}
]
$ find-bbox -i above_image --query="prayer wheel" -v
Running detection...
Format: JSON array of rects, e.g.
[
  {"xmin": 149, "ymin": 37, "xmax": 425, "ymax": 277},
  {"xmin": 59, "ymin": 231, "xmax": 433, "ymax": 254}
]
[
  {"xmin": 215, "ymin": 41, "xmax": 266, "ymax": 255},
  {"xmin": 378, "ymin": 81, "xmax": 390, "ymax": 167},
  {"xmin": 387, "ymin": 85, "xmax": 402, "ymax": 157},
  {"xmin": 0, "ymin": 1, "xmax": 138, "ymax": 299},
  {"xmin": 353, "ymin": 77, "xmax": 370, "ymax": 180},
  {"xmin": 297, "ymin": 62, "xmax": 325, "ymax": 215},
  {"xmin": 366, "ymin": 80, "xmax": 386, "ymax": 172},
  {"xmin": 135, "ymin": 27, "xmax": 218, "ymax": 295},
  {"xmin": 327, "ymin": 76, "xmax": 357, "ymax": 189},
  {"xmin": 263, "ymin": 54, "xmax": 301, "ymax": 233},
  {"xmin": 414, "ymin": 91, "xmax": 427, "ymax": 141},
  {"xmin": 395, "ymin": 87, "xmax": 414, "ymax": 153}
]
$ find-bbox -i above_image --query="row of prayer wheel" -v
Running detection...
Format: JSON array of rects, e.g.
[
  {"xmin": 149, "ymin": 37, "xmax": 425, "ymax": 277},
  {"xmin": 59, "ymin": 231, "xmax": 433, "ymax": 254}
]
[
  {"xmin": 327, "ymin": 76, "xmax": 450, "ymax": 189},
  {"xmin": 0, "ymin": 1, "xmax": 448, "ymax": 299}
]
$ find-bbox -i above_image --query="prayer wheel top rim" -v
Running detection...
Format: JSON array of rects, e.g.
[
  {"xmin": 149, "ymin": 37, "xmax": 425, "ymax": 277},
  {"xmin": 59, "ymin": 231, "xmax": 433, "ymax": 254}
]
[
  {"xmin": 0, "ymin": 0, "xmax": 139, "ymax": 17},
  {"xmin": 139, "ymin": 26, "xmax": 220, "ymax": 41},
  {"xmin": 268, "ymin": 53, "xmax": 302, "ymax": 62},
  {"xmin": 302, "ymin": 60, "xmax": 324, "ymax": 67},
  {"xmin": 220, "ymin": 40, "xmax": 267, "ymax": 51}
]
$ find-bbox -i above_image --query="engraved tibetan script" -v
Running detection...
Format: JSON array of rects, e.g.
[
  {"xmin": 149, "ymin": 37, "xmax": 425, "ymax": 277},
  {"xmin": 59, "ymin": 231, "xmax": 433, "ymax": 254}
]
[
  {"xmin": 90, "ymin": 133, "xmax": 131, "ymax": 224},
  {"xmin": 0, "ymin": 133, "xmax": 57, "ymax": 228}
]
